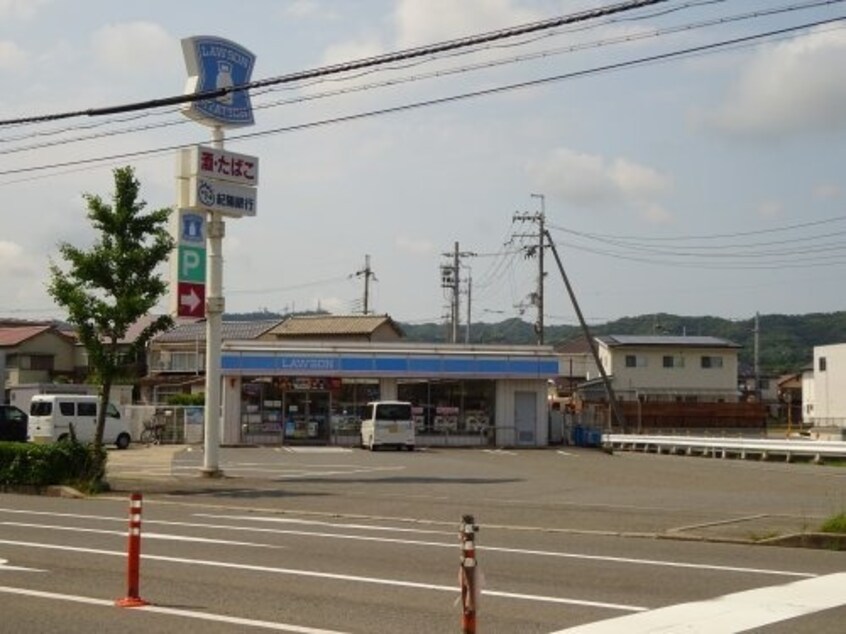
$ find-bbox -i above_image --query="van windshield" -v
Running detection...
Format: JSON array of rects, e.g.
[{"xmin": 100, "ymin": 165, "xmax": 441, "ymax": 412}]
[
  {"xmin": 375, "ymin": 404, "xmax": 411, "ymax": 420},
  {"xmin": 30, "ymin": 401, "xmax": 52, "ymax": 416}
]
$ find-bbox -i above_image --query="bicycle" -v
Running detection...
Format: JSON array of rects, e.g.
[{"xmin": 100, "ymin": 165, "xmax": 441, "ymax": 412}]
[{"xmin": 140, "ymin": 416, "xmax": 166, "ymax": 445}]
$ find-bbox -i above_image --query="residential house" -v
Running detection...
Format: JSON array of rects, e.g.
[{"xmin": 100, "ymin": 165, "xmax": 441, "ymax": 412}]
[
  {"xmin": 805, "ymin": 343, "xmax": 846, "ymax": 429},
  {"xmin": 1, "ymin": 324, "xmax": 80, "ymax": 399}
]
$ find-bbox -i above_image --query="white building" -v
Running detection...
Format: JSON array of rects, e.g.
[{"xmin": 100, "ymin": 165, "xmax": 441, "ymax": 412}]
[
  {"xmin": 806, "ymin": 343, "xmax": 846, "ymax": 428},
  {"xmin": 592, "ymin": 335, "xmax": 741, "ymax": 403}
]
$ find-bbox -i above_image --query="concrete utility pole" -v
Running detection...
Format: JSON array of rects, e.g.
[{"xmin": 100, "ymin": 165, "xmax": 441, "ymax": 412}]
[
  {"xmin": 545, "ymin": 229, "xmax": 628, "ymax": 432},
  {"xmin": 440, "ymin": 243, "xmax": 476, "ymax": 343},
  {"xmin": 354, "ymin": 254, "xmax": 376, "ymax": 315},
  {"xmin": 464, "ymin": 269, "xmax": 472, "ymax": 344},
  {"xmin": 513, "ymin": 193, "xmax": 547, "ymax": 345},
  {"xmin": 754, "ymin": 311, "xmax": 761, "ymax": 401}
]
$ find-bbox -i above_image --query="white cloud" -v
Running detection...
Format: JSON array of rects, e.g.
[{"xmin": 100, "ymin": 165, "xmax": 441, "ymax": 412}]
[
  {"xmin": 396, "ymin": 235, "xmax": 434, "ymax": 255},
  {"xmin": 280, "ymin": 0, "xmax": 339, "ymax": 20},
  {"xmin": 394, "ymin": 0, "xmax": 539, "ymax": 48},
  {"xmin": 0, "ymin": 240, "xmax": 38, "ymax": 278},
  {"xmin": 706, "ymin": 27, "xmax": 846, "ymax": 139},
  {"xmin": 527, "ymin": 148, "xmax": 672, "ymax": 219},
  {"xmin": 90, "ymin": 21, "xmax": 177, "ymax": 76},
  {"xmin": 322, "ymin": 36, "xmax": 384, "ymax": 67},
  {"xmin": 813, "ymin": 183, "xmax": 841, "ymax": 200},
  {"xmin": 756, "ymin": 201, "xmax": 782, "ymax": 218},
  {"xmin": 0, "ymin": 40, "xmax": 26, "ymax": 71},
  {"xmin": 0, "ymin": 0, "xmax": 50, "ymax": 20}
]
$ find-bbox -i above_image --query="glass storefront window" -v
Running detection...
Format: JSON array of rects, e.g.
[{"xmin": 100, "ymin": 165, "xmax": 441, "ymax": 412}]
[{"xmin": 397, "ymin": 379, "xmax": 494, "ymax": 436}]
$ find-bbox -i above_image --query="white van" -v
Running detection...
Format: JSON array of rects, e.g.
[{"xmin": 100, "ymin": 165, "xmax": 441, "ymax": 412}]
[
  {"xmin": 28, "ymin": 394, "xmax": 132, "ymax": 449},
  {"xmin": 360, "ymin": 400, "xmax": 415, "ymax": 451}
]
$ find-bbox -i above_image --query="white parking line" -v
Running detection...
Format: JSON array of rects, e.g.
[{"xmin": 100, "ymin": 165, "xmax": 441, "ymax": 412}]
[
  {"xmin": 483, "ymin": 449, "xmax": 517, "ymax": 456},
  {"xmin": 0, "ymin": 539, "xmax": 645, "ymax": 612},
  {"xmin": 551, "ymin": 572, "xmax": 846, "ymax": 633},
  {"xmin": 0, "ymin": 585, "xmax": 348, "ymax": 633}
]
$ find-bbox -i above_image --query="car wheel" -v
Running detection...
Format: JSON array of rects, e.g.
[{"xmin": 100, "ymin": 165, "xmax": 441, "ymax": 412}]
[
  {"xmin": 116, "ymin": 432, "xmax": 131, "ymax": 450},
  {"xmin": 57, "ymin": 433, "xmax": 69, "ymax": 443}
]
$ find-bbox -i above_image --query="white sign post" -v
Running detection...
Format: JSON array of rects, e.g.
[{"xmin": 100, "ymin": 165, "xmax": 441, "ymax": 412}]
[{"xmin": 179, "ymin": 36, "xmax": 257, "ymax": 478}]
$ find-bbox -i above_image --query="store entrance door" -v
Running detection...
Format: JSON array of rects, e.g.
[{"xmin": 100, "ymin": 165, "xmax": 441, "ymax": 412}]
[{"xmin": 283, "ymin": 391, "xmax": 330, "ymax": 444}]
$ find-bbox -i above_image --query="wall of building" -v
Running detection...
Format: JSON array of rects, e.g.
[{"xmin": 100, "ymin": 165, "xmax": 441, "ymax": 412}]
[
  {"xmin": 494, "ymin": 379, "xmax": 549, "ymax": 447},
  {"xmin": 602, "ymin": 345, "xmax": 738, "ymax": 398},
  {"xmin": 811, "ymin": 343, "xmax": 846, "ymax": 427}
]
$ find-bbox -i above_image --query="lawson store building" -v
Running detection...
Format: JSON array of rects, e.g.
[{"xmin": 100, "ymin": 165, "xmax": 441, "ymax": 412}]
[
  {"xmin": 218, "ymin": 340, "xmax": 559, "ymax": 447},
  {"xmin": 147, "ymin": 317, "xmax": 560, "ymax": 447}
]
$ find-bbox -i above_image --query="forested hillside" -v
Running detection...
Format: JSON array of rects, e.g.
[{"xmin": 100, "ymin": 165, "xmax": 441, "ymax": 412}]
[{"xmin": 400, "ymin": 312, "xmax": 846, "ymax": 375}]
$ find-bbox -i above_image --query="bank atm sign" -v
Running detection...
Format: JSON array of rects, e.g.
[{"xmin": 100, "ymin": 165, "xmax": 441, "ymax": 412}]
[{"xmin": 175, "ymin": 211, "xmax": 207, "ymax": 318}]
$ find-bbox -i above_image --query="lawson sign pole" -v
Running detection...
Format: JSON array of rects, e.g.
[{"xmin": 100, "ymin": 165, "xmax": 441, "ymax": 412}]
[{"xmin": 178, "ymin": 35, "xmax": 258, "ymax": 477}]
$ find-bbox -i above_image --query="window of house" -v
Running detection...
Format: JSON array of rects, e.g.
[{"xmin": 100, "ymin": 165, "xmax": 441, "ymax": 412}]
[
  {"xmin": 624, "ymin": 355, "xmax": 647, "ymax": 368},
  {"xmin": 29, "ymin": 355, "xmax": 54, "ymax": 371},
  {"xmin": 663, "ymin": 355, "xmax": 684, "ymax": 368},
  {"xmin": 819, "ymin": 357, "xmax": 827, "ymax": 372},
  {"xmin": 701, "ymin": 356, "xmax": 723, "ymax": 369}
]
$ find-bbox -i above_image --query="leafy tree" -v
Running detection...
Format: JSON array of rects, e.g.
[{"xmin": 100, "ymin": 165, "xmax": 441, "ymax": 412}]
[{"xmin": 48, "ymin": 166, "xmax": 175, "ymax": 451}]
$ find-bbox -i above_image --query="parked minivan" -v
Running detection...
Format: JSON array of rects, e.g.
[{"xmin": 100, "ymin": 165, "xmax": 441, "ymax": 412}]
[
  {"xmin": 359, "ymin": 400, "xmax": 415, "ymax": 451},
  {"xmin": 28, "ymin": 395, "xmax": 132, "ymax": 449}
]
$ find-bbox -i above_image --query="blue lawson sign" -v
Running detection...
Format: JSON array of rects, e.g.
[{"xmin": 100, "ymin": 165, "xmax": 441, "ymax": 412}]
[
  {"xmin": 221, "ymin": 353, "xmax": 559, "ymax": 378},
  {"xmin": 181, "ymin": 36, "xmax": 256, "ymax": 128}
]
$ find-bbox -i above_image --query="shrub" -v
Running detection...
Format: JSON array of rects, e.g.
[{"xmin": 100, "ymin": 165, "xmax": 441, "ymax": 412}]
[
  {"xmin": 820, "ymin": 512, "xmax": 846, "ymax": 534},
  {"xmin": 0, "ymin": 441, "xmax": 107, "ymax": 492}
]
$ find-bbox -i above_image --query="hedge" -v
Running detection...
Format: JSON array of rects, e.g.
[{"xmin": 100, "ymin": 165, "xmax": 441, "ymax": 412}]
[{"xmin": 0, "ymin": 441, "xmax": 106, "ymax": 491}]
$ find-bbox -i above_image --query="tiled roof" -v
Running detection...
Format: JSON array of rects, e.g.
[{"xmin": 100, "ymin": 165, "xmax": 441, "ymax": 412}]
[
  {"xmin": 267, "ymin": 314, "xmax": 403, "ymax": 337},
  {"xmin": 154, "ymin": 319, "xmax": 283, "ymax": 343},
  {"xmin": 0, "ymin": 325, "xmax": 57, "ymax": 347},
  {"xmin": 597, "ymin": 334, "xmax": 741, "ymax": 348},
  {"xmin": 554, "ymin": 336, "xmax": 593, "ymax": 354}
]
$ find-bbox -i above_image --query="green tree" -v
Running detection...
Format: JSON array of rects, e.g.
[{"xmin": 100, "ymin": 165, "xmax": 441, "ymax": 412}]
[{"xmin": 48, "ymin": 166, "xmax": 175, "ymax": 451}]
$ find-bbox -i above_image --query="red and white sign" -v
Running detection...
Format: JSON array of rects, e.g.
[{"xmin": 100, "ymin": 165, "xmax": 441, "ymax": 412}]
[
  {"xmin": 177, "ymin": 282, "xmax": 205, "ymax": 318},
  {"xmin": 179, "ymin": 145, "xmax": 259, "ymax": 186}
]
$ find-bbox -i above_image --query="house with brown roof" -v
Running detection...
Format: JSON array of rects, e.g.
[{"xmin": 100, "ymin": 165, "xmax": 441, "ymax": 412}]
[
  {"xmin": 1, "ymin": 324, "xmax": 80, "ymax": 398},
  {"xmin": 265, "ymin": 314, "xmax": 403, "ymax": 342}
]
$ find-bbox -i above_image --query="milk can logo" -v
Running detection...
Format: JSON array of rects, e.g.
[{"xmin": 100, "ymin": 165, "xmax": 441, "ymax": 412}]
[
  {"xmin": 181, "ymin": 213, "xmax": 205, "ymax": 243},
  {"xmin": 181, "ymin": 36, "xmax": 256, "ymax": 128}
]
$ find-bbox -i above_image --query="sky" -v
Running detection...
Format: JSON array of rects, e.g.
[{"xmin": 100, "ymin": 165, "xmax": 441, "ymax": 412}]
[{"xmin": 1, "ymin": 0, "xmax": 845, "ymax": 329}]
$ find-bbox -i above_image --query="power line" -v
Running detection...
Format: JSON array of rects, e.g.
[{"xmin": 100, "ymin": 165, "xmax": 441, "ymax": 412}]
[
  {"xmin": 4, "ymin": 15, "xmax": 841, "ymax": 182},
  {"xmin": 0, "ymin": 0, "xmax": 671, "ymax": 127},
  {"xmin": 2, "ymin": 0, "xmax": 837, "ymax": 157}
]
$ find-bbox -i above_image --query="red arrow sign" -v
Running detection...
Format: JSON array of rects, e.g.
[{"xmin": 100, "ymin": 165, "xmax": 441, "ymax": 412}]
[{"xmin": 177, "ymin": 282, "xmax": 205, "ymax": 318}]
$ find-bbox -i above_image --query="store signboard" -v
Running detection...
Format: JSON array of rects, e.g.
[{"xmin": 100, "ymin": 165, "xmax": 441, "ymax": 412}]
[
  {"xmin": 179, "ymin": 145, "xmax": 259, "ymax": 187},
  {"xmin": 177, "ymin": 281, "xmax": 205, "ymax": 318},
  {"xmin": 185, "ymin": 176, "xmax": 257, "ymax": 217},
  {"xmin": 171, "ymin": 209, "xmax": 207, "ymax": 317},
  {"xmin": 181, "ymin": 36, "xmax": 256, "ymax": 128}
]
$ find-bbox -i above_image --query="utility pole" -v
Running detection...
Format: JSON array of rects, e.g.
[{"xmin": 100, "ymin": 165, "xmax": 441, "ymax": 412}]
[
  {"xmin": 465, "ymin": 269, "xmax": 472, "ymax": 344},
  {"xmin": 753, "ymin": 311, "xmax": 760, "ymax": 402},
  {"xmin": 440, "ymin": 242, "xmax": 476, "ymax": 343},
  {"xmin": 513, "ymin": 193, "xmax": 547, "ymax": 345},
  {"xmin": 545, "ymin": 229, "xmax": 628, "ymax": 433},
  {"xmin": 354, "ymin": 254, "xmax": 376, "ymax": 315}
]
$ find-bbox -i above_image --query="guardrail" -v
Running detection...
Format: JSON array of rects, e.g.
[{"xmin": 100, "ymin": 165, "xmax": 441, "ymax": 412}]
[{"xmin": 604, "ymin": 433, "xmax": 846, "ymax": 463}]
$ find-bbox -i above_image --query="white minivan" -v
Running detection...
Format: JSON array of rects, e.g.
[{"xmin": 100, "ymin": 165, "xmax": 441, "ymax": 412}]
[
  {"xmin": 28, "ymin": 394, "xmax": 132, "ymax": 449},
  {"xmin": 359, "ymin": 400, "xmax": 415, "ymax": 451}
]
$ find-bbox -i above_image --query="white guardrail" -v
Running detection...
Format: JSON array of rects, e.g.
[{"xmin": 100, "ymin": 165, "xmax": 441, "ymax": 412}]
[{"xmin": 604, "ymin": 434, "xmax": 846, "ymax": 463}]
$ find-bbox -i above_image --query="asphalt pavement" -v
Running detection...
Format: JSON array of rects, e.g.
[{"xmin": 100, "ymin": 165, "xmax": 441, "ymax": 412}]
[{"xmin": 103, "ymin": 444, "xmax": 846, "ymax": 548}]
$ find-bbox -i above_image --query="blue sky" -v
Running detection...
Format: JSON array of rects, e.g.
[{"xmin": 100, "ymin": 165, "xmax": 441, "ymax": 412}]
[{"xmin": 1, "ymin": 0, "xmax": 845, "ymax": 328}]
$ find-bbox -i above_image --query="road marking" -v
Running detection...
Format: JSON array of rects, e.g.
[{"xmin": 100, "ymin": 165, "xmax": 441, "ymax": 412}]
[
  {"xmin": 0, "ymin": 539, "xmax": 645, "ymax": 612},
  {"xmin": 277, "ymin": 447, "xmax": 353, "ymax": 454},
  {"xmin": 171, "ymin": 465, "xmax": 405, "ymax": 479},
  {"xmin": 0, "ymin": 508, "xmax": 815, "ymax": 579},
  {"xmin": 0, "ymin": 558, "xmax": 44, "ymax": 573},
  {"xmin": 486, "ymin": 448, "xmax": 517, "ymax": 455},
  {"xmin": 550, "ymin": 572, "xmax": 846, "ymax": 633},
  {"xmin": 0, "ymin": 522, "xmax": 285, "ymax": 549},
  {"xmin": 556, "ymin": 450, "xmax": 576, "ymax": 457},
  {"xmin": 0, "ymin": 585, "xmax": 348, "ymax": 633}
]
